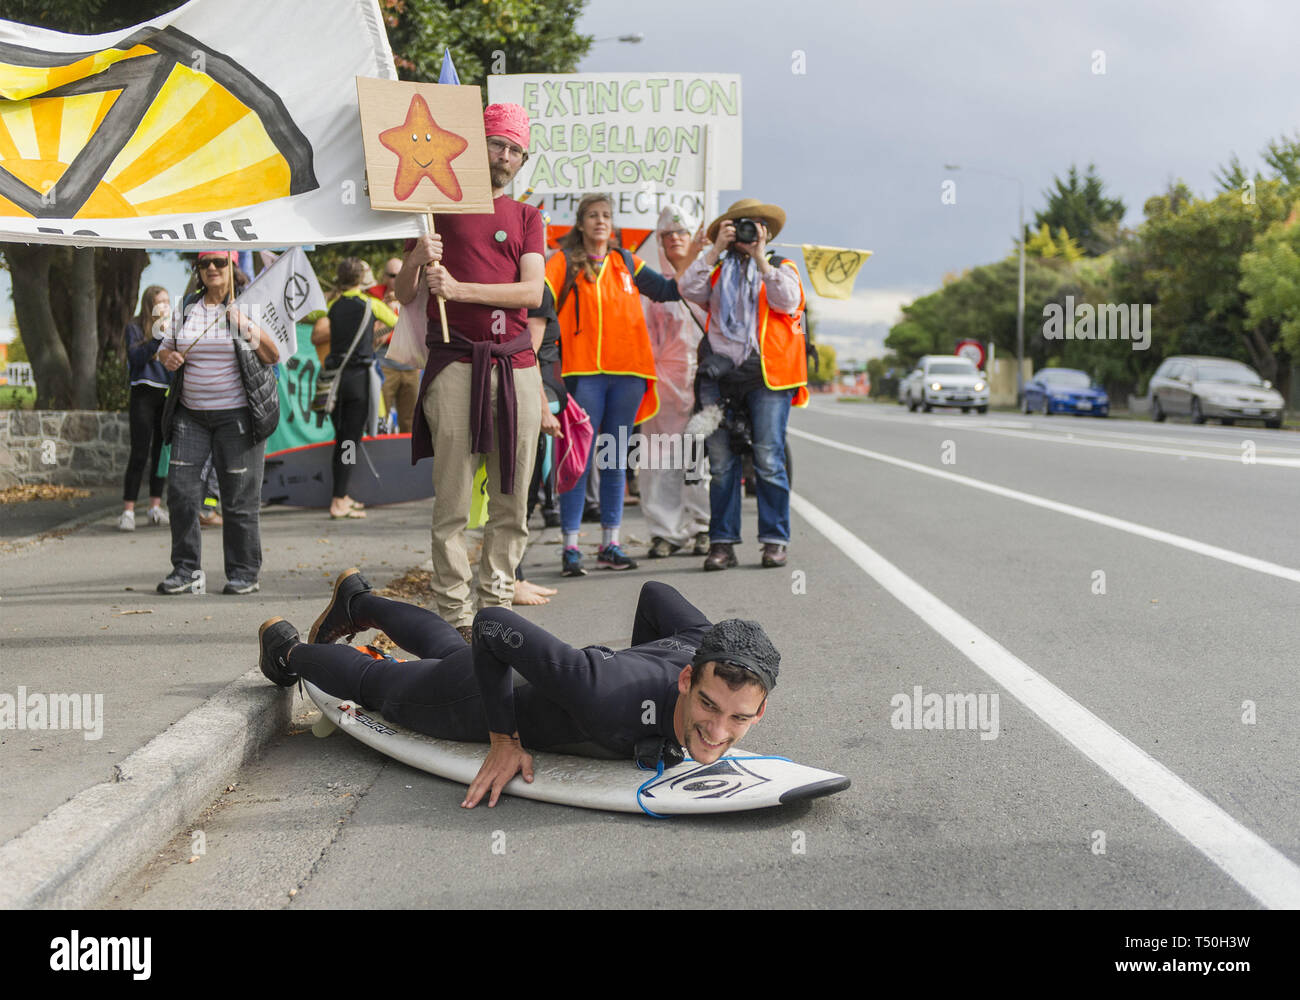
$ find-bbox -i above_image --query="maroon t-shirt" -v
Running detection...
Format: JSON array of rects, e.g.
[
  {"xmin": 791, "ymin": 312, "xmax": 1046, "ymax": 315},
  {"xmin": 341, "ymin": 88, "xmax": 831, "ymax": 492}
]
[{"xmin": 406, "ymin": 194, "xmax": 543, "ymax": 369}]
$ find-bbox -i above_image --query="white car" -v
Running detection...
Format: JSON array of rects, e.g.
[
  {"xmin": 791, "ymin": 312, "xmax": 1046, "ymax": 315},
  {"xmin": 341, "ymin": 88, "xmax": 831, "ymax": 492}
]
[
  {"xmin": 906, "ymin": 355, "xmax": 989, "ymax": 413},
  {"xmin": 897, "ymin": 369, "xmax": 922, "ymax": 404}
]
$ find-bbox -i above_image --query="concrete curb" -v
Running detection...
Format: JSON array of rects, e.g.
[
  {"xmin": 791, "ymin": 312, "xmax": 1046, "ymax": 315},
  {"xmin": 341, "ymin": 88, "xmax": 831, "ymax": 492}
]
[
  {"xmin": 0, "ymin": 670, "xmax": 292, "ymax": 909},
  {"xmin": 0, "ymin": 499, "xmax": 120, "ymax": 554}
]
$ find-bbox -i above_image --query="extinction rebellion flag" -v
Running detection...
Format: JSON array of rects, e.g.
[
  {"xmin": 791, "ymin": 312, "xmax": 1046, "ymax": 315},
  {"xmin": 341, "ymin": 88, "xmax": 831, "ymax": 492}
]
[{"xmin": 0, "ymin": 0, "xmax": 421, "ymax": 247}]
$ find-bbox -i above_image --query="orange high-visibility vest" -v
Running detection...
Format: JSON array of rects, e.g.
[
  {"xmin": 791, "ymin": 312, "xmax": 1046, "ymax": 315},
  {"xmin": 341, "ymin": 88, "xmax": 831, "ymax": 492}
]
[
  {"xmin": 545, "ymin": 251, "xmax": 660, "ymax": 423},
  {"xmin": 707, "ymin": 255, "xmax": 810, "ymax": 407}
]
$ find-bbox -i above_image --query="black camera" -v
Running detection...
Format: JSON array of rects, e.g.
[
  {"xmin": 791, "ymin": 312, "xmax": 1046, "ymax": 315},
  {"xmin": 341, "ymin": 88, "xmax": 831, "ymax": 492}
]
[{"xmin": 732, "ymin": 217, "xmax": 760, "ymax": 244}]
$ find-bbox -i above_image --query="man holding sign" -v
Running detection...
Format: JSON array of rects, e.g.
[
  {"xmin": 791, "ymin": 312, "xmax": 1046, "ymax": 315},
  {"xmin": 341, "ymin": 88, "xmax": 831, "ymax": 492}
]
[{"xmin": 396, "ymin": 103, "xmax": 547, "ymax": 641}]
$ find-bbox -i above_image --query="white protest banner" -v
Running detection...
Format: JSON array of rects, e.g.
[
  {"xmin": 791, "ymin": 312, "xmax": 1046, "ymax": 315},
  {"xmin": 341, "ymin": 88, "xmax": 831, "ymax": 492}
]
[
  {"xmin": 487, "ymin": 72, "xmax": 741, "ymax": 228},
  {"xmin": 0, "ymin": 0, "xmax": 423, "ymax": 248},
  {"xmin": 233, "ymin": 247, "xmax": 326, "ymax": 364}
]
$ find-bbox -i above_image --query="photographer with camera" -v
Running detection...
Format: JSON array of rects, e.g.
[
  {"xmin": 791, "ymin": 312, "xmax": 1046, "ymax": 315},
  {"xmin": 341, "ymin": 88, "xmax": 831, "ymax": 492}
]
[{"xmin": 679, "ymin": 199, "xmax": 808, "ymax": 571}]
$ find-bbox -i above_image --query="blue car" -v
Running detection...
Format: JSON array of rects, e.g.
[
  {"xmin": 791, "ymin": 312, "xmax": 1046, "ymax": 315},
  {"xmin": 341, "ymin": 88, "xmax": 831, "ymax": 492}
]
[{"xmin": 1022, "ymin": 368, "xmax": 1109, "ymax": 416}]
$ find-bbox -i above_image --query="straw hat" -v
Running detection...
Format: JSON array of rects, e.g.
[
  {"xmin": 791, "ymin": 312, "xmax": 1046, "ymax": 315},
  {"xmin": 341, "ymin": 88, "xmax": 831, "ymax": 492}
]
[{"xmin": 706, "ymin": 198, "xmax": 786, "ymax": 242}]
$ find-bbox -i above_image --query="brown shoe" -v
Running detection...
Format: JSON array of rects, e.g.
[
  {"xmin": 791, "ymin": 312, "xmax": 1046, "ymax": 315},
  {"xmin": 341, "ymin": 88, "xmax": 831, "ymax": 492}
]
[
  {"xmin": 456, "ymin": 624, "xmax": 473, "ymax": 644},
  {"xmin": 703, "ymin": 542, "xmax": 737, "ymax": 572},
  {"xmin": 761, "ymin": 543, "xmax": 788, "ymax": 568}
]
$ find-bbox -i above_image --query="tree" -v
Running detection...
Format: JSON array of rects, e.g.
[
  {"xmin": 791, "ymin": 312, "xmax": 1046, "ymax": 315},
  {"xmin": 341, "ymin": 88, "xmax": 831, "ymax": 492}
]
[
  {"xmin": 807, "ymin": 344, "xmax": 837, "ymax": 387},
  {"xmin": 1025, "ymin": 223, "xmax": 1084, "ymax": 262},
  {"xmin": 381, "ymin": 0, "xmax": 591, "ymax": 87},
  {"xmin": 1034, "ymin": 164, "xmax": 1126, "ymax": 257},
  {"xmin": 1116, "ymin": 178, "xmax": 1292, "ymax": 400},
  {"xmin": 1240, "ymin": 209, "xmax": 1300, "ymax": 365}
]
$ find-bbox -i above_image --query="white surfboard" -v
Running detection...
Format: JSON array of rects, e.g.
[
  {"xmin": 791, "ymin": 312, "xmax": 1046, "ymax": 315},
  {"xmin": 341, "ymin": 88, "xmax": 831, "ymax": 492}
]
[{"xmin": 304, "ymin": 681, "xmax": 850, "ymax": 815}]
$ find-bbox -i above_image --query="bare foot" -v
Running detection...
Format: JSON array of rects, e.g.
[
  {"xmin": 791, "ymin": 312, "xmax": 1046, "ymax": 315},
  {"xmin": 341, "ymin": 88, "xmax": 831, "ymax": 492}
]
[
  {"xmin": 329, "ymin": 500, "xmax": 365, "ymax": 518},
  {"xmin": 512, "ymin": 579, "xmax": 551, "ymax": 605},
  {"xmin": 528, "ymin": 582, "xmax": 557, "ymax": 596},
  {"xmin": 347, "ymin": 497, "xmax": 366, "ymax": 510}
]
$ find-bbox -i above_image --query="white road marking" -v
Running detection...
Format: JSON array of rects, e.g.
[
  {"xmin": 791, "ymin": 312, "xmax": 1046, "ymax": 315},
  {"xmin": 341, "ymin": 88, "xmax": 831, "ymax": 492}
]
[
  {"xmin": 809, "ymin": 403, "xmax": 1300, "ymax": 465},
  {"xmin": 791, "ymin": 491, "xmax": 1300, "ymax": 909},
  {"xmin": 788, "ymin": 427, "xmax": 1300, "ymax": 584},
  {"xmin": 928, "ymin": 423, "xmax": 1300, "ymax": 467}
]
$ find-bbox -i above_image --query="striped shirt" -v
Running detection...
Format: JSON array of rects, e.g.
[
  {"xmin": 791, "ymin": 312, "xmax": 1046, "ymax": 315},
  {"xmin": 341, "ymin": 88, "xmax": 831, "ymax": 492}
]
[{"xmin": 160, "ymin": 299, "xmax": 247, "ymax": 411}]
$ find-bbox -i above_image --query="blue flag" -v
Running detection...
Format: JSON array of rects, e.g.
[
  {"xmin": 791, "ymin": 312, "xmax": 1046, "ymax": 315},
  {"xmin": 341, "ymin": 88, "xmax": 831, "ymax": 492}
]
[{"xmin": 438, "ymin": 49, "xmax": 460, "ymax": 85}]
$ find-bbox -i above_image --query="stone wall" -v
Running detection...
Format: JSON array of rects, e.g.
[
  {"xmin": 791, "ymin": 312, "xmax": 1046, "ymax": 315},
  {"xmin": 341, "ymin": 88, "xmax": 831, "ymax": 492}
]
[{"xmin": 0, "ymin": 411, "xmax": 132, "ymax": 488}]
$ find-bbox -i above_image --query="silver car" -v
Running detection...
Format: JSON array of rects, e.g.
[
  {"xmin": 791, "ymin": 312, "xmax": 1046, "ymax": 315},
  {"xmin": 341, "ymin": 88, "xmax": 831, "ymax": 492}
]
[
  {"xmin": 897, "ymin": 368, "xmax": 922, "ymax": 405},
  {"xmin": 1149, "ymin": 356, "xmax": 1284, "ymax": 428},
  {"xmin": 906, "ymin": 355, "xmax": 989, "ymax": 413}
]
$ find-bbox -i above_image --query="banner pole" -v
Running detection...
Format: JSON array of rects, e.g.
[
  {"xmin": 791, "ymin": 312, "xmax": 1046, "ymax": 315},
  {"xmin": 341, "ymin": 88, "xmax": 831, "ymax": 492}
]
[
  {"xmin": 703, "ymin": 124, "xmax": 718, "ymax": 228},
  {"xmin": 426, "ymin": 211, "xmax": 450, "ymax": 344}
]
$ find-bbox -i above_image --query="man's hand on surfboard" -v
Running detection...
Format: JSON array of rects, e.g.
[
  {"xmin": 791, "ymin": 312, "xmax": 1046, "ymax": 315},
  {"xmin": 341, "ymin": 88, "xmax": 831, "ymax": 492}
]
[{"xmin": 463, "ymin": 733, "xmax": 534, "ymax": 808}]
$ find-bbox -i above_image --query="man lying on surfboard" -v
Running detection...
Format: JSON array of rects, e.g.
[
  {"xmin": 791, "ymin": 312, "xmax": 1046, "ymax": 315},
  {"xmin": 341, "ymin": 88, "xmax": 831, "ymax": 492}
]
[{"xmin": 258, "ymin": 570, "xmax": 780, "ymax": 808}]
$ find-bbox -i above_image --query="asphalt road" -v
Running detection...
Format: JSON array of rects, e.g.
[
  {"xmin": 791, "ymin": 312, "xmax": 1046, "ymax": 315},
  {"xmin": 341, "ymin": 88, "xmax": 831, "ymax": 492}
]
[{"xmin": 99, "ymin": 400, "xmax": 1300, "ymax": 909}]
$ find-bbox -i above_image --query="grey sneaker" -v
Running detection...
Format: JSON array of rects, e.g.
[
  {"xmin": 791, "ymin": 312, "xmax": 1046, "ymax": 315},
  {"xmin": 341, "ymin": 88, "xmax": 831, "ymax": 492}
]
[
  {"xmin": 118, "ymin": 510, "xmax": 135, "ymax": 532},
  {"xmin": 157, "ymin": 572, "xmax": 200, "ymax": 594},
  {"xmin": 147, "ymin": 506, "xmax": 170, "ymax": 527},
  {"xmin": 222, "ymin": 579, "xmax": 261, "ymax": 595}
]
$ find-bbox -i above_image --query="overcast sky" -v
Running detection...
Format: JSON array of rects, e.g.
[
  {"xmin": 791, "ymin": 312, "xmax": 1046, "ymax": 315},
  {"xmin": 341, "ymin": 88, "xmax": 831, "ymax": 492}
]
[
  {"xmin": 5, "ymin": 0, "xmax": 1299, "ymax": 364},
  {"xmin": 578, "ymin": 0, "xmax": 1300, "ymax": 360}
]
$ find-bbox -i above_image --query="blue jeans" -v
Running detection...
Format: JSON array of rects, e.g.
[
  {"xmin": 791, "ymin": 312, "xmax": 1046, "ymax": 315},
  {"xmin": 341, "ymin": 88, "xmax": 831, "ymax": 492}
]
[
  {"xmin": 559, "ymin": 373, "xmax": 646, "ymax": 534},
  {"xmin": 166, "ymin": 406, "xmax": 265, "ymax": 584},
  {"xmin": 699, "ymin": 380, "xmax": 793, "ymax": 545}
]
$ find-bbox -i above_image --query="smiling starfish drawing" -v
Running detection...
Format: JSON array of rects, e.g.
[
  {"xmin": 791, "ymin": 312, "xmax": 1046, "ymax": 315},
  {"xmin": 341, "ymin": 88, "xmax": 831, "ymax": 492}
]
[{"xmin": 378, "ymin": 94, "xmax": 469, "ymax": 201}]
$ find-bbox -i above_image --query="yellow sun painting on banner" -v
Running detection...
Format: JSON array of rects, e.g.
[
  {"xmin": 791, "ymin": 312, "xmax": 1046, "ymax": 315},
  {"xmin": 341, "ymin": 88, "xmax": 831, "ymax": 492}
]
[{"xmin": 0, "ymin": 26, "xmax": 318, "ymax": 220}]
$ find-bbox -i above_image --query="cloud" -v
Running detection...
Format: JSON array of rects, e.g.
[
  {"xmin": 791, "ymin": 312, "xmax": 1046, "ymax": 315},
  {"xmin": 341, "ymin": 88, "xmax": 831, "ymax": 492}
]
[
  {"xmin": 805, "ymin": 286, "xmax": 923, "ymax": 361},
  {"xmin": 807, "ymin": 287, "xmax": 920, "ymax": 328}
]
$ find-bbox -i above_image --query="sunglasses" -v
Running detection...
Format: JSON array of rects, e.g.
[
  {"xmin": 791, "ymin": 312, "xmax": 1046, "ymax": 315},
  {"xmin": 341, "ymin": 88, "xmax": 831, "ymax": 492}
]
[
  {"xmin": 198, "ymin": 258, "xmax": 230, "ymax": 269},
  {"xmin": 385, "ymin": 271, "xmax": 400, "ymax": 278}
]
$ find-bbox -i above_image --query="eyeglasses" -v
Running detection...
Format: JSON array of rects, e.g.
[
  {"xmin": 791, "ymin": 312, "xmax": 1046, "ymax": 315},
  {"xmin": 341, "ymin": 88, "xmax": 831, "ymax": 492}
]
[
  {"xmin": 487, "ymin": 137, "xmax": 528, "ymax": 160},
  {"xmin": 385, "ymin": 271, "xmax": 400, "ymax": 278},
  {"xmin": 198, "ymin": 258, "xmax": 229, "ymax": 269}
]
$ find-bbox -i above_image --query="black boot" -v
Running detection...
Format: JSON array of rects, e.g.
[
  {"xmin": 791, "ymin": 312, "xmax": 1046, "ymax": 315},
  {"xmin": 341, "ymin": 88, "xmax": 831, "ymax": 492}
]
[
  {"xmin": 309, "ymin": 568, "xmax": 373, "ymax": 643},
  {"xmin": 259, "ymin": 617, "xmax": 300, "ymax": 687}
]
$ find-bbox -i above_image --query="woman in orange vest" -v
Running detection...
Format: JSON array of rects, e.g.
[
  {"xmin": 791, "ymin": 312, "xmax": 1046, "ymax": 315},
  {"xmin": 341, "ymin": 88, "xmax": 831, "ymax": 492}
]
[{"xmin": 544, "ymin": 192, "xmax": 682, "ymax": 576}]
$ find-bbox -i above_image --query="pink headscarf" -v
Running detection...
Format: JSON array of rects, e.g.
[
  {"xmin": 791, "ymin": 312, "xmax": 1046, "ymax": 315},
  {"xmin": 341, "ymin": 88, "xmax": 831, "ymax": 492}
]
[{"xmin": 483, "ymin": 103, "xmax": 530, "ymax": 149}]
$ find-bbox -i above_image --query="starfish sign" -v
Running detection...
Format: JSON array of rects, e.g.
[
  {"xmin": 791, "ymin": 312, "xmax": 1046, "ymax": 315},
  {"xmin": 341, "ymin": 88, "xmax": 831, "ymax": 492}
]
[{"xmin": 379, "ymin": 94, "xmax": 468, "ymax": 201}]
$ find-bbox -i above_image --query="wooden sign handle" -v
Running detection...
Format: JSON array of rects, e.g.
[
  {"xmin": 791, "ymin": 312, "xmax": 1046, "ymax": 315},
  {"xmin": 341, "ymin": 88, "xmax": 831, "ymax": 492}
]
[{"xmin": 427, "ymin": 212, "xmax": 450, "ymax": 344}]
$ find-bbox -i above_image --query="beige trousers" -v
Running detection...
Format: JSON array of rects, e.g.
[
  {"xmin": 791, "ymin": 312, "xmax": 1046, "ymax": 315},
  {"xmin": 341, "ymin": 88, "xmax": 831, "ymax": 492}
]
[
  {"xmin": 381, "ymin": 367, "xmax": 420, "ymax": 434},
  {"xmin": 422, "ymin": 360, "xmax": 542, "ymax": 626}
]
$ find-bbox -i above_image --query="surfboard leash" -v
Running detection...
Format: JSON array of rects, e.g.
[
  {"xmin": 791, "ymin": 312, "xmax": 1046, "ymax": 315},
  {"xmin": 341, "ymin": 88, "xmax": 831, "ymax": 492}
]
[{"xmin": 635, "ymin": 758, "xmax": 671, "ymax": 819}]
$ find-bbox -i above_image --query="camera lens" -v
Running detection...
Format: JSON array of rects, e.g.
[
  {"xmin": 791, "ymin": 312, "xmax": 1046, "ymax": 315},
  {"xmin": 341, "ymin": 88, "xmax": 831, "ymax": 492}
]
[{"xmin": 734, "ymin": 219, "xmax": 759, "ymax": 244}]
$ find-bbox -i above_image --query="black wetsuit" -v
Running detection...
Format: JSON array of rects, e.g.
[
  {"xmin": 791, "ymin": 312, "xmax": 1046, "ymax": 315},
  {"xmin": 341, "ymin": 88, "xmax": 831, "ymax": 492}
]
[{"xmin": 290, "ymin": 581, "xmax": 709, "ymax": 760}]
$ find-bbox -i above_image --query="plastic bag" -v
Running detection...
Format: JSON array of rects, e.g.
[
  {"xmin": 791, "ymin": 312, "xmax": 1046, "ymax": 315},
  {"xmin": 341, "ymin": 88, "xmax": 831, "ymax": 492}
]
[
  {"xmin": 387, "ymin": 285, "xmax": 429, "ymax": 368},
  {"xmin": 555, "ymin": 395, "xmax": 594, "ymax": 495}
]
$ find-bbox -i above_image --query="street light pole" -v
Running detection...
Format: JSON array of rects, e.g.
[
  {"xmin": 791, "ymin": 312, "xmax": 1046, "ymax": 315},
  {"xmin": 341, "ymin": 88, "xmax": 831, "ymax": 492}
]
[
  {"xmin": 945, "ymin": 163, "xmax": 1028, "ymax": 403},
  {"xmin": 1016, "ymin": 178, "xmax": 1025, "ymax": 404}
]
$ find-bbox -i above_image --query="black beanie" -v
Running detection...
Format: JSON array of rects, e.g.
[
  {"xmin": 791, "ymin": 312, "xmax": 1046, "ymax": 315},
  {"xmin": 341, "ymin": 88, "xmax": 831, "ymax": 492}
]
[{"xmin": 691, "ymin": 619, "xmax": 780, "ymax": 692}]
